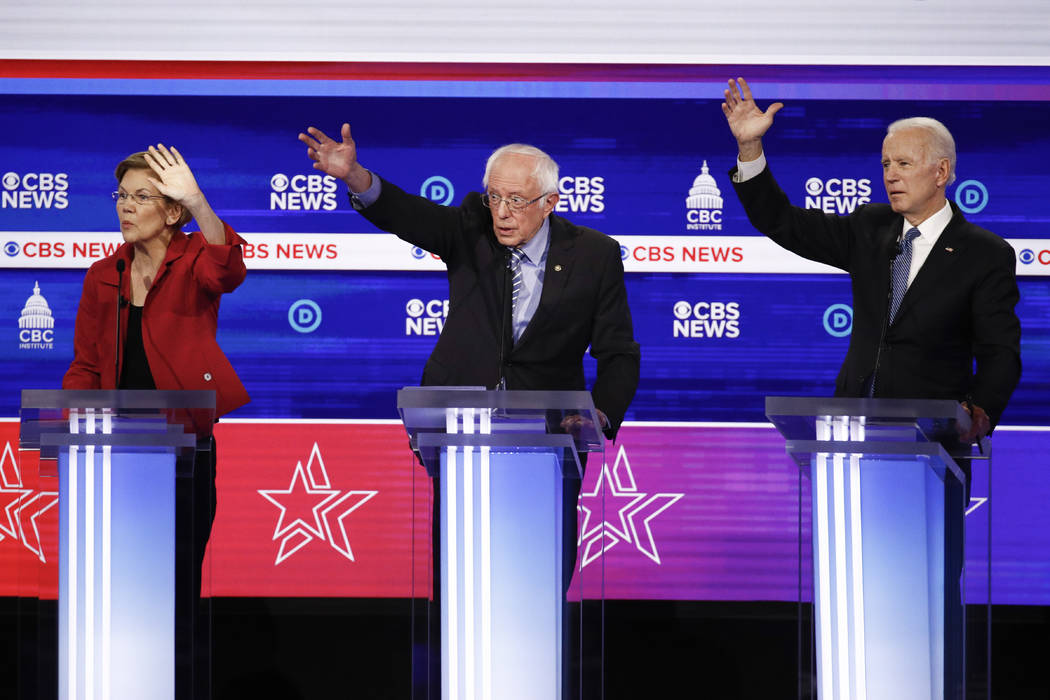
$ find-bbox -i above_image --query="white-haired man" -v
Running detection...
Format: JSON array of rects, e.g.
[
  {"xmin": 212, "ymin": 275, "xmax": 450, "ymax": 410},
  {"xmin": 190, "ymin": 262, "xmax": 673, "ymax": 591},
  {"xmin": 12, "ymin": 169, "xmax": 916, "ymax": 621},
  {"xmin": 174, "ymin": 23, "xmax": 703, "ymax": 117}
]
[
  {"xmin": 721, "ymin": 78, "xmax": 1020, "ymax": 440},
  {"xmin": 299, "ymin": 124, "xmax": 639, "ymax": 438},
  {"xmin": 722, "ymin": 77, "xmax": 1021, "ymax": 699}
]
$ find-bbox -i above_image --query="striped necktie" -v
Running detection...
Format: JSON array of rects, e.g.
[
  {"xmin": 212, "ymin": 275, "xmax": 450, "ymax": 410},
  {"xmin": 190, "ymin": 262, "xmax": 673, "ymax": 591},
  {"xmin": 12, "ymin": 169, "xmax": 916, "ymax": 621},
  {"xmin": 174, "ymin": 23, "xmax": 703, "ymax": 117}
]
[
  {"xmin": 509, "ymin": 247, "xmax": 526, "ymax": 341},
  {"xmin": 888, "ymin": 227, "xmax": 921, "ymax": 324}
]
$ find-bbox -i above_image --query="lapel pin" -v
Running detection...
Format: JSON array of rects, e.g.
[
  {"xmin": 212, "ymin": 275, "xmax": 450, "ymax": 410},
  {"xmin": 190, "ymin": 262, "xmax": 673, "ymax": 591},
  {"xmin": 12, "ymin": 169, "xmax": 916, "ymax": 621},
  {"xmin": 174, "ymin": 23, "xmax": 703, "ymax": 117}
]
[
  {"xmin": 554, "ymin": 264, "xmax": 562, "ymax": 272},
  {"xmin": 945, "ymin": 247, "xmax": 954, "ymax": 253}
]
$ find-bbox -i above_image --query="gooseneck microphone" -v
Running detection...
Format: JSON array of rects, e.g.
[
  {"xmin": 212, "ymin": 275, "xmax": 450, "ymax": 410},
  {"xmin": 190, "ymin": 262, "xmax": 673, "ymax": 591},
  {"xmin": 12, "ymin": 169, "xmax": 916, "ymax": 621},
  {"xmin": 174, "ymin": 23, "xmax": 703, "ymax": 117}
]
[{"xmin": 115, "ymin": 258, "xmax": 126, "ymax": 388}]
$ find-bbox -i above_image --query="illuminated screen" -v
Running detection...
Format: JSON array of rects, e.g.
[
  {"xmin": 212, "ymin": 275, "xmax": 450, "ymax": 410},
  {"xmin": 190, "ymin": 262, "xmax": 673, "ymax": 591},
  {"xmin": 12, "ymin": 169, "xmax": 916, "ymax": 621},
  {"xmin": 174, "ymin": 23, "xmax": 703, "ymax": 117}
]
[{"xmin": 2, "ymin": 63, "xmax": 1048, "ymax": 604}]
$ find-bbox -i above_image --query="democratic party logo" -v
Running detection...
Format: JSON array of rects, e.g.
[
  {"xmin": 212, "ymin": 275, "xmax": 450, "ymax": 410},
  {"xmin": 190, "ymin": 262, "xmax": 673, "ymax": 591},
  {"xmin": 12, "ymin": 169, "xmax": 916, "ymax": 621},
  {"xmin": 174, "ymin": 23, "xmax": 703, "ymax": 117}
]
[
  {"xmin": 421, "ymin": 176, "xmax": 454, "ymax": 205},
  {"xmin": 0, "ymin": 441, "xmax": 59, "ymax": 562},
  {"xmin": 672, "ymin": 300, "xmax": 740, "ymax": 339},
  {"xmin": 258, "ymin": 442, "xmax": 378, "ymax": 565},
  {"xmin": 270, "ymin": 172, "xmax": 339, "ymax": 211},
  {"xmin": 685, "ymin": 161, "xmax": 723, "ymax": 232},
  {"xmin": 954, "ymin": 179, "xmax": 988, "ymax": 214},
  {"xmin": 803, "ymin": 176, "xmax": 872, "ymax": 214},
  {"xmin": 288, "ymin": 299, "xmax": 322, "ymax": 333},
  {"xmin": 1, "ymin": 171, "xmax": 69, "ymax": 210},
  {"xmin": 576, "ymin": 444, "xmax": 684, "ymax": 568},
  {"xmin": 555, "ymin": 175, "xmax": 605, "ymax": 214},
  {"xmin": 18, "ymin": 281, "xmax": 55, "ymax": 350},
  {"xmin": 406, "ymin": 297, "xmax": 448, "ymax": 336},
  {"xmin": 823, "ymin": 303, "xmax": 853, "ymax": 337}
]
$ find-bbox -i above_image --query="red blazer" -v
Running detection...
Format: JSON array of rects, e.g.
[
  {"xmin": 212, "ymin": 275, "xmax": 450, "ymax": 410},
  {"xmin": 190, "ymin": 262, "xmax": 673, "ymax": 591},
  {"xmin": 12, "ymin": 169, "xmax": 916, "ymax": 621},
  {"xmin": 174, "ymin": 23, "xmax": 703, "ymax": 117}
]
[{"xmin": 63, "ymin": 223, "xmax": 250, "ymax": 418}]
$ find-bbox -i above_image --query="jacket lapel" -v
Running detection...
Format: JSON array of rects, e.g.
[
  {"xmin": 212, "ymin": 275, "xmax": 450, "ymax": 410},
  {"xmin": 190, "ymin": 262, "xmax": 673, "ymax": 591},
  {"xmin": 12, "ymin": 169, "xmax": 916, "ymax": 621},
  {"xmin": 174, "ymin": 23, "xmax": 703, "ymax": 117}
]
[
  {"xmin": 514, "ymin": 216, "xmax": 575, "ymax": 348},
  {"xmin": 892, "ymin": 206, "xmax": 967, "ymax": 324}
]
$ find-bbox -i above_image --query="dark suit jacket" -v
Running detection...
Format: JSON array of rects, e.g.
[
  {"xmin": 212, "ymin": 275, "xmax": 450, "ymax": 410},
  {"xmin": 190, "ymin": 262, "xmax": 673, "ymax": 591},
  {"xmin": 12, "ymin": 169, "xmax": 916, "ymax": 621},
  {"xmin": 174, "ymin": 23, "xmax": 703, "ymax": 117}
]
[
  {"xmin": 357, "ymin": 178, "xmax": 640, "ymax": 437},
  {"xmin": 732, "ymin": 165, "xmax": 1021, "ymax": 428},
  {"xmin": 64, "ymin": 223, "xmax": 251, "ymax": 418}
]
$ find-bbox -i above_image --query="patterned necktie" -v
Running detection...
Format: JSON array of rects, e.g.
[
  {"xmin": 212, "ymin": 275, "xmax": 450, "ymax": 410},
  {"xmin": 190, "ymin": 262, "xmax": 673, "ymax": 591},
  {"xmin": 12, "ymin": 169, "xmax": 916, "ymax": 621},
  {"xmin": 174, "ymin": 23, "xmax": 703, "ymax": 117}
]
[
  {"xmin": 888, "ymin": 227, "xmax": 920, "ymax": 324},
  {"xmin": 509, "ymin": 247, "xmax": 526, "ymax": 341}
]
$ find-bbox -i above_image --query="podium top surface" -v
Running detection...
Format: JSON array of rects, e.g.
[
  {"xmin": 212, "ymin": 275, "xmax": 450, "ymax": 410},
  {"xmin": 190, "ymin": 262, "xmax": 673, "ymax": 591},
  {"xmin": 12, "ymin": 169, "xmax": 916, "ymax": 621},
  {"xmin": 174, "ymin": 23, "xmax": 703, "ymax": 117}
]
[
  {"xmin": 765, "ymin": 396, "xmax": 970, "ymax": 448},
  {"xmin": 21, "ymin": 389, "xmax": 216, "ymax": 410},
  {"xmin": 397, "ymin": 386, "xmax": 605, "ymax": 460},
  {"xmin": 20, "ymin": 390, "xmax": 217, "ymax": 449}
]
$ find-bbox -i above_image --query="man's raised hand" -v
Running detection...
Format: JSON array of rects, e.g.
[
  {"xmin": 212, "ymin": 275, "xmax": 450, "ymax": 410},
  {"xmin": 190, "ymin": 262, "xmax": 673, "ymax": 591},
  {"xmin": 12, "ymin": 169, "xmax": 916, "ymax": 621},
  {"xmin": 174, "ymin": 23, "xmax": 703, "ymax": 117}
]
[{"xmin": 721, "ymin": 78, "xmax": 783, "ymax": 162}]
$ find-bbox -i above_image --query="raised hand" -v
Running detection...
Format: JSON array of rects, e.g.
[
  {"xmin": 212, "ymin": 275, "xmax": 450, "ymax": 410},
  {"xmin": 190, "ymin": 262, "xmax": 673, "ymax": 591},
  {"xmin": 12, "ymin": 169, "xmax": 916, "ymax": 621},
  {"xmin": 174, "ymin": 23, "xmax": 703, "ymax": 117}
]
[
  {"xmin": 144, "ymin": 144, "xmax": 203, "ymax": 204},
  {"xmin": 721, "ymin": 78, "xmax": 783, "ymax": 161},
  {"xmin": 298, "ymin": 123, "xmax": 371, "ymax": 191},
  {"xmin": 143, "ymin": 144, "xmax": 224, "ymax": 243}
]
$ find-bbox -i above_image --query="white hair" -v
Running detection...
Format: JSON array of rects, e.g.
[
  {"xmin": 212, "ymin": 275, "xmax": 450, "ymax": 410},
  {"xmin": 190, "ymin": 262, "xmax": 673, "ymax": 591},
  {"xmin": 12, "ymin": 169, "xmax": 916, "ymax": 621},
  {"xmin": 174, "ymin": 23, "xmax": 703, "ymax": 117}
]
[
  {"xmin": 886, "ymin": 117, "xmax": 957, "ymax": 185},
  {"xmin": 482, "ymin": 143, "xmax": 559, "ymax": 194}
]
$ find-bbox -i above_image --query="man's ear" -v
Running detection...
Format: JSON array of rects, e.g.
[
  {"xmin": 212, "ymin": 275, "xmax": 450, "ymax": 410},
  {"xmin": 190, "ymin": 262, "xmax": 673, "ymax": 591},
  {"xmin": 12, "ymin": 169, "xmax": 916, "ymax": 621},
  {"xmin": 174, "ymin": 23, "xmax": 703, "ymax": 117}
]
[{"xmin": 542, "ymin": 192, "xmax": 559, "ymax": 216}]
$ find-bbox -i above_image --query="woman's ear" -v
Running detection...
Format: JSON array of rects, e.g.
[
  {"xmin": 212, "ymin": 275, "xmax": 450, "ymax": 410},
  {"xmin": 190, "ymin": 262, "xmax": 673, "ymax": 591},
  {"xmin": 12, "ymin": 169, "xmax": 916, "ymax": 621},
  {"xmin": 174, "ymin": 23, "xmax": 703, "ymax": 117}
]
[{"xmin": 165, "ymin": 202, "xmax": 184, "ymax": 227}]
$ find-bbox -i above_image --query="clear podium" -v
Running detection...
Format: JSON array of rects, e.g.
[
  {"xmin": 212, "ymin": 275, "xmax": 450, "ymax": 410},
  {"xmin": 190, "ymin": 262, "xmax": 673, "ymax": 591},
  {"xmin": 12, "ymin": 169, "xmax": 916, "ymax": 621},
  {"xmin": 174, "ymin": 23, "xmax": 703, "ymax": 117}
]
[
  {"xmin": 766, "ymin": 397, "xmax": 977, "ymax": 700},
  {"xmin": 18, "ymin": 389, "xmax": 215, "ymax": 700},
  {"xmin": 397, "ymin": 387, "xmax": 605, "ymax": 700}
]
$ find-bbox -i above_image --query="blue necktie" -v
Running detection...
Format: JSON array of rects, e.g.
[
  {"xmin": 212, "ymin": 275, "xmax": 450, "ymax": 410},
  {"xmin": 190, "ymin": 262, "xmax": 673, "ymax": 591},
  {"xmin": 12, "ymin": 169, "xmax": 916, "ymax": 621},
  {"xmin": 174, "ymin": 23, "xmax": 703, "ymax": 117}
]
[
  {"xmin": 888, "ymin": 227, "xmax": 920, "ymax": 324},
  {"xmin": 508, "ymin": 247, "xmax": 526, "ymax": 341}
]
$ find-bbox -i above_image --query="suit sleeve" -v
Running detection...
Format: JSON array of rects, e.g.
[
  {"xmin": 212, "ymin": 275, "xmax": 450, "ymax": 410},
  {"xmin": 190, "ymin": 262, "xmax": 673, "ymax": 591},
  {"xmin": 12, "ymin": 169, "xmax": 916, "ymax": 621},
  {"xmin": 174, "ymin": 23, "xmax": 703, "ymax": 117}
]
[
  {"xmin": 191, "ymin": 221, "xmax": 247, "ymax": 296},
  {"xmin": 589, "ymin": 238, "xmax": 640, "ymax": 439},
  {"xmin": 731, "ymin": 165, "xmax": 857, "ymax": 272},
  {"xmin": 355, "ymin": 178, "xmax": 479, "ymax": 262},
  {"xmin": 970, "ymin": 241, "xmax": 1022, "ymax": 428},
  {"xmin": 63, "ymin": 267, "xmax": 103, "ymax": 390}
]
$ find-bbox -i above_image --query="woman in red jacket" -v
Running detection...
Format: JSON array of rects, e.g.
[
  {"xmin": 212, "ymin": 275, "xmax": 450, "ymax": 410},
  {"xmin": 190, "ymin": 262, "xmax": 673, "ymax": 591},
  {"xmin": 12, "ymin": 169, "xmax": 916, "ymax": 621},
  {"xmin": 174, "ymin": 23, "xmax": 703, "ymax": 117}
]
[
  {"xmin": 63, "ymin": 145, "xmax": 248, "ymax": 694},
  {"xmin": 63, "ymin": 144, "xmax": 249, "ymax": 415}
]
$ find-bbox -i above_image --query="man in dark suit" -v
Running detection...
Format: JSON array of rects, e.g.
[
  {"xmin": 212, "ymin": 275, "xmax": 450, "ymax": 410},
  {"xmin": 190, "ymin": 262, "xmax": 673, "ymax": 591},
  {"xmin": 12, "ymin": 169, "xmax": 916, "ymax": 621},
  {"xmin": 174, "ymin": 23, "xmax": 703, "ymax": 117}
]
[
  {"xmin": 298, "ymin": 123, "xmax": 639, "ymax": 437},
  {"xmin": 299, "ymin": 124, "xmax": 639, "ymax": 698},
  {"xmin": 722, "ymin": 77, "xmax": 1021, "ymax": 699},
  {"xmin": 721, "ymin": 78, "xmax": 1021, "ymax": 438}
]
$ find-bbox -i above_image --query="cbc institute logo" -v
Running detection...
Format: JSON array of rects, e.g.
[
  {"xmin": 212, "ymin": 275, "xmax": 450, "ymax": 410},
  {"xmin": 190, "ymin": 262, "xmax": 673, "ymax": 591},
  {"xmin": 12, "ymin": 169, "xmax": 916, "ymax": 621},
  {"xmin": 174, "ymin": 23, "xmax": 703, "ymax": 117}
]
[
  {"xmin": 18, "ymin": 281, "xmax": 56, "ymax": 350},
  {"xmin": 685, "ymin": 161, "xmax": 723, "ymax": 231}
]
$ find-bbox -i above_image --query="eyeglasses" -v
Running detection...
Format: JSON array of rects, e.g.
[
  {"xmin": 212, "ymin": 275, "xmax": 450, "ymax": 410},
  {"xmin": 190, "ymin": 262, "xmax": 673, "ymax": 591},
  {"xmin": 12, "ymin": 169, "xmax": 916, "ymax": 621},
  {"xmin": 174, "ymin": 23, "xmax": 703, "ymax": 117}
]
[
  {"xmin": 481, "ymin": 192, "xmax": 548, "ymax": 213},
  {"xmin": 112, "ymin": 191, "xmax": 166, "ymax": 205}
]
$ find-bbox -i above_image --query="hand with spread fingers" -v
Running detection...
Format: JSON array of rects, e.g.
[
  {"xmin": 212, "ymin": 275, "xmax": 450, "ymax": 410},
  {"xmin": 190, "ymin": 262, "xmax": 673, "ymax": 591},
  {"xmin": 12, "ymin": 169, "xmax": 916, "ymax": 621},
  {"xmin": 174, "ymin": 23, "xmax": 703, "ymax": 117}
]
[
  {"xmin": 143, "ymin": 144, "xmax": 225, "ymax": 245},
  {"xmin": 721, "ymin": 77, "xmax": 784, "ymax": 162},
  {"xmin": 298, "ymin": 123, "xmax": 372, "ymax": 192}
]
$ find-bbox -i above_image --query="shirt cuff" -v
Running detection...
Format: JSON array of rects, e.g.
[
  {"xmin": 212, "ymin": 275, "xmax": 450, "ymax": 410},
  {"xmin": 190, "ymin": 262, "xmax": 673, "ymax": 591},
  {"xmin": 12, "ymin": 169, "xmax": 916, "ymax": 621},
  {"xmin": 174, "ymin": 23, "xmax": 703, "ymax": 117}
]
[
  {"xmin": 348, "ymin": 170, "xmax": 381, "ymax": 210},
  {"xmin": 734, "ymin": 153, "xmax": 767, "ymax": 183}
]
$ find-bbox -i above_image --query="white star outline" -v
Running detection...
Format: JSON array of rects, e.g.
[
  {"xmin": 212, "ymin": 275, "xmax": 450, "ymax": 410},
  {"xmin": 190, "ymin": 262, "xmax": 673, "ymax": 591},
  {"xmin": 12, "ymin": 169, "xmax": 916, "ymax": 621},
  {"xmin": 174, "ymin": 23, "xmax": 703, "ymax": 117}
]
[
  {"xmin": 0, "ymin": 440, "xmax": 59, "ymax": 562},
  {"xmin": 258, "ymin": 442, "xmax": 378, "ymax": 566},
  {"xmin": 576, "ymin": 444, "xmax": 684, "ymax": 569}
]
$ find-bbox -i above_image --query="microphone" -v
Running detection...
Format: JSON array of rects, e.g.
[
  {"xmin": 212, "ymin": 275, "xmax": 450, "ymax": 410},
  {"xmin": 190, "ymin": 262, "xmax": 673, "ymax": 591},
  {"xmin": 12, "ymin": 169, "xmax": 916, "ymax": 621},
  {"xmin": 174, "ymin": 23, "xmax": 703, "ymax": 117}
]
[
  {"xmin": 115, "ymin": 259, "xmax": 126, "ymax": 388},
  {"xmin": 496, "ymin": 248, "xmax": 511, "ymax": 390},
  {"xmin": 868, "ymin": 241, "xmax": 899, "ymax": 396}
]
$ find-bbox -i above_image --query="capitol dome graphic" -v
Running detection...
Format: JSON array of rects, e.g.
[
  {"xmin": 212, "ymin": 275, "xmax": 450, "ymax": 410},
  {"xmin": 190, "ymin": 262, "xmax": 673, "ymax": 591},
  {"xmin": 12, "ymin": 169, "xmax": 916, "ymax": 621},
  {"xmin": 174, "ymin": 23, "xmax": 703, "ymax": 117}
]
[
  {"xmin": 19, "ymin": 281, "xmax": 54, "ymax": 331},
  {"xmin": 685, "ymin": 160, "xmax": 724, "ymax": 209}
]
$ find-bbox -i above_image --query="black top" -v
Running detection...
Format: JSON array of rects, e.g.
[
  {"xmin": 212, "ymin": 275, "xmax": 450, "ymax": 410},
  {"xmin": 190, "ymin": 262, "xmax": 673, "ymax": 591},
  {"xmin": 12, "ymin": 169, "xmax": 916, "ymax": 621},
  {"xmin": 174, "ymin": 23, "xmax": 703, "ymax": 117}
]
[{"xmin": 119, "ymin": 305, "xmax": 156, "ymax": 390}]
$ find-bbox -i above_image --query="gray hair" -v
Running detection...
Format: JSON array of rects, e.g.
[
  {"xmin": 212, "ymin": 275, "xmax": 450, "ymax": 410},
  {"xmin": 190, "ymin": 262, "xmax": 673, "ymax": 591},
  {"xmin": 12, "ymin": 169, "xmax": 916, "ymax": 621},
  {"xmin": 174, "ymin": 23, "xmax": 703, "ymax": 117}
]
[
  {"xmin": 886, "ymin": 117, "xmax": 957, "ymax": 186},
  {"xmin": 482, "ymin": 144, "xmax": 559, "ymax": 194}
]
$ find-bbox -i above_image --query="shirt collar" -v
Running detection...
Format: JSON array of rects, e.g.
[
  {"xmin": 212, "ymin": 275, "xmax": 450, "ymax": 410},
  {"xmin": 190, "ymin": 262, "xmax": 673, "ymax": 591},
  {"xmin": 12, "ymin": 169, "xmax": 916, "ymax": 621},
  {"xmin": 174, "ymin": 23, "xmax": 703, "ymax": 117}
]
[
  {"xmin": 903, "ymin": 199, "xmax": 953, "ymax": 242},
  {"xmin": 515, "ymin": 216, "xmax": 551, "ymax": 263}
]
